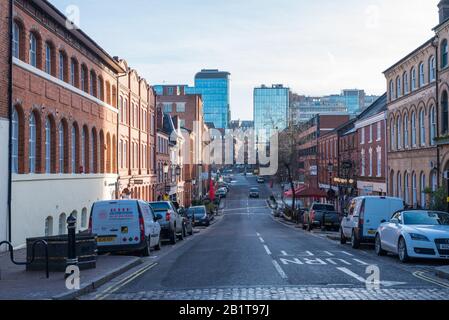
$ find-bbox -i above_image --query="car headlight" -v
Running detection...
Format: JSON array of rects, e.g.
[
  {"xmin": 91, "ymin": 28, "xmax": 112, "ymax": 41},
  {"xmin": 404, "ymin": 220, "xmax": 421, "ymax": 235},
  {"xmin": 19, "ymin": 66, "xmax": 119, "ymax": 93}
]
[{"xmin": 409, "ymin": 233, "xmax": 430, "ymax": 242}]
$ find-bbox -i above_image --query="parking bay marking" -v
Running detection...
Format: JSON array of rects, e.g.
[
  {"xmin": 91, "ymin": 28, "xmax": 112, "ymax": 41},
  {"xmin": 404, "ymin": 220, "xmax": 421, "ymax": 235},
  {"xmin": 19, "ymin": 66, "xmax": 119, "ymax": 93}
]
[
  {"xmin": 279, "ymin": 257, "xmax": 370, "ymax": 267},
  {"xmin": 264, "ymin": 245, "xmax": 272, "ymax": 255},
  {"xmin": 337, "ymin": 267, "xmax": 407, "ymax": 287}
]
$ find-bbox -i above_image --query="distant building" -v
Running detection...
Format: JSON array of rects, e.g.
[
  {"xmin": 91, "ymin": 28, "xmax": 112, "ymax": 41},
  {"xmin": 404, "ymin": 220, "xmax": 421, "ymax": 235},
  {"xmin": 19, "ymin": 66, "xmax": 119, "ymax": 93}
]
[
  {"xmin": 254, "ymin": 84, "xmax": 289, "ymax": 145},
  {"xmin": 229, "ymin": 120, "xmax": 254, "ymax": 131}
]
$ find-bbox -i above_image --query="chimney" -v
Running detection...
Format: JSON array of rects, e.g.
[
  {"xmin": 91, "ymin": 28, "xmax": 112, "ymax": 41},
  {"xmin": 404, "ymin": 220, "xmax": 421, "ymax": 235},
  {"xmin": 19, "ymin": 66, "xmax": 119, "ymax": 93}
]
[{"xmin": 439, "ymin": 0, "xmax": 449, "ymax": 24}]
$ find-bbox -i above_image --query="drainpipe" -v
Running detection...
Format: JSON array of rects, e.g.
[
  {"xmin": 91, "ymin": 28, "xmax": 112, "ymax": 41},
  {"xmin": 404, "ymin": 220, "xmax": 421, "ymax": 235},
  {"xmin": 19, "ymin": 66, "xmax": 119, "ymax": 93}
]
[
  {"xmin": 116, "ymin": 71, "xmax": 127, "ymax": 199},
  {"xmin": 7, "ymin": 0, "xmax": 13, "ymax": 242},
  {"xmin": 433, "ymin": 37, "xmax": 441, "ymax": 188}
]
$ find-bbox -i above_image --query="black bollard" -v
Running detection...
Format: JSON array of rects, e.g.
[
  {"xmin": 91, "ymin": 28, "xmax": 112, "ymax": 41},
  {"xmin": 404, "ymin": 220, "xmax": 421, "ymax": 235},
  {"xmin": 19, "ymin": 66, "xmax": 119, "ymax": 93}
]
[{"xmin": 65, "ymin": 213, "xmax": 78, "ymax": 279}]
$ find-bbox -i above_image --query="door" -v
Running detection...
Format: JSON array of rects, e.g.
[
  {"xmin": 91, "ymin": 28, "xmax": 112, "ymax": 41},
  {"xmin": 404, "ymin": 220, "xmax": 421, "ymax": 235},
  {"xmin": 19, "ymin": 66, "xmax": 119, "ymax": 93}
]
[
  {"xmin": 381, "ymin": 212, "xmax": 402, "ymax": 252},
  {"xmin": 343, "ymin": 199, "xmax": 358, "ymax": 237},
  {"xmin": 139, "ymin": 201, "xmax": 159, "ymax": 247}
]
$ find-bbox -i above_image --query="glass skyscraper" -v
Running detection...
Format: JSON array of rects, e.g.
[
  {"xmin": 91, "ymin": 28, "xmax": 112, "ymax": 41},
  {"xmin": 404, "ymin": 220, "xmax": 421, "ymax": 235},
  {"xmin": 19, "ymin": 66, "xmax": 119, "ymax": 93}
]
[
  {"xmin": 185, "ymin": 69, "xmax": 231, "ymax": 129},
  {"xmin": 254, "ymin": 84, "xmax": 289, "ymax": 144}
]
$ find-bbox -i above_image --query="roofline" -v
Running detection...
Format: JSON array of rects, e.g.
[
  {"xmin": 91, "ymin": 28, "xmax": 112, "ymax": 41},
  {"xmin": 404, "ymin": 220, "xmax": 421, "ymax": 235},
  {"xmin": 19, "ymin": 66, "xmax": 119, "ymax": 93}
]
[
  {"xmin": 433, "ymin": 16, "xmax": 449, "ymax": 31},
  {"xmin": 383, "ymin": 38, "xmax": 435, "ymax": 74},
  {"xmin": 32, "ymin": 0, "xmax": 124, "ymax": 74}
]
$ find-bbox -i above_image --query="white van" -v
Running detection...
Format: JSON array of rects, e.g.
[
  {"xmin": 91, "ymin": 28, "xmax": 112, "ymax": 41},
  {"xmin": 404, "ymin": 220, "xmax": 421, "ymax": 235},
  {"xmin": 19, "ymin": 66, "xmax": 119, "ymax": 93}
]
[
  {"xmin": 89, "ymin": 200, "xmax": 162, "ymax": 256},
  {"xmin": 340, "ymin": 196, "xmax": 404, "ymax": 249}
]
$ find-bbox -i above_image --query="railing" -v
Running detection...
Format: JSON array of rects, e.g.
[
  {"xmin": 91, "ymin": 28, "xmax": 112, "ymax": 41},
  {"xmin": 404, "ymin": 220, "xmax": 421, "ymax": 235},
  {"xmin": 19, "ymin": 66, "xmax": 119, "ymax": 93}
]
[{"xmin": 0, "ymin": 240, "xmax": 49, "ymax": 279}]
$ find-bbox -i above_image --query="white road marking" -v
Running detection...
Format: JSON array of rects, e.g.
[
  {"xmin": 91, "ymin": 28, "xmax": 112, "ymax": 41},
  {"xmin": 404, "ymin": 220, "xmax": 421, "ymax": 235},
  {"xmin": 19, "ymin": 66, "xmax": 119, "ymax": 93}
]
[
  {"xmin": 256, "ymin": 233, "xmax": 261, "ymax": 237},
  {"xmin": 337, "ymin": 267, "xmax": 407, "ymax": 287},
  {"xmin": 340, "ymin": 251, "xmax": 354, "ymax": 256},
  {"xmin": 324, "ymin": 251, "xmax": 334, "ymax": 256},
  {"xmin": 281, "ymin": 251, "xmax": 288, "ymax": 256},
  {"xmin": 264, "ymin": 245, "xmax": 272, "ymax": 255},
  {"xmin": 272, "ymin": 260, "xmax": 288, "ymax": 279},
  {"xmin": 352, "ymin": 258, "xmax": 370, "ymax": 266},
  {"xmin": 259, "ymin": 237, "xmax": 265, "ymax": 244}
]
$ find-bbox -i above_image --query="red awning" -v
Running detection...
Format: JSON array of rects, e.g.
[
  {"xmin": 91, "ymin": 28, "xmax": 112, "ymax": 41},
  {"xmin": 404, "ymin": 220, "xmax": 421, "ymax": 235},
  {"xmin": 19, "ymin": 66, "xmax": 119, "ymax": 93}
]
[
  {"xmin": 284, "ymin": 186, "xmax": 327, "ymax": 198},
  {"xmin": 284, "ymin": 185, "xmax": 306, "ymax": 197}
]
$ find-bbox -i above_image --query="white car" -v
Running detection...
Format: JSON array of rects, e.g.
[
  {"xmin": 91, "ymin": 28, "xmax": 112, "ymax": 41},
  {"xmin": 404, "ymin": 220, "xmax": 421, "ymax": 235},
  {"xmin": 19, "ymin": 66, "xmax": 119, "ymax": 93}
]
[{"xmin": 375, "ymin": 210, "xmax": 449, "ymax": 263}]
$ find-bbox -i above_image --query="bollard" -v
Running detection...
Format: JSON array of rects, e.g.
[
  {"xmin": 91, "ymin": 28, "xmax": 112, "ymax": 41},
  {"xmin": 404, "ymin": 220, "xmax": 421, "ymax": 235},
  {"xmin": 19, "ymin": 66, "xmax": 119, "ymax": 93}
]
[{"xmin": 65, "ymin": 213, "xmax": 78, "ymax": 279}]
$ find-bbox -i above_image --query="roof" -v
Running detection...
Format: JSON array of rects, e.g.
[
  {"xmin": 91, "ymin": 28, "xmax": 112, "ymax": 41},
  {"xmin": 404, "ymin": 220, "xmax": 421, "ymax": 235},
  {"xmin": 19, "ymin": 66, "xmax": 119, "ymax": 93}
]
[
  {"xmin": 195, "ymin": 69, "xmax": 230, "ymax": 80},
  {"xmin": 35, "ymin": 0, "xmax": 124, "ymax": 74},
  {"xmin": 357, "ymin": 93, "xmax": 387, "ymax": 121}
]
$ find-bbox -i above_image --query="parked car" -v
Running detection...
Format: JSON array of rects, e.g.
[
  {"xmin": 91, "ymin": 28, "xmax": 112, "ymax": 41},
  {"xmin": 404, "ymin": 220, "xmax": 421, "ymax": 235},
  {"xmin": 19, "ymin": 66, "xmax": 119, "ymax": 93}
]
[
  {"xmin": 216, "ymin": 188, "xmax": 228, "ymax": 198},
  {"xmin": 257, "ymin": 177, "xmax": 265, "ymax": 184},
  {"xmin": 249, "ymin": 187, "xmax": 260, "ymax": 198},
  {"xmin": 90, "ymin": 200, "xmax": 162, "ymax": 257},
  {"xmin": 375, "ymin": 210, "xmax": 449, "ymax": 263},
  {"xmin": 148, "ymin": 201, "xmax": 184, "ymax": 244},
  {"xmin": 187, "ymin": 206, "xmax": 211, "ymax": 227},
  {"xmin": 303, "ymin": 203, "xmax": 340, "ymax": 231},
  {"xmin": 340, "ymin": 196, "xmax": 404, "ymax": 249},
  {"xmin": 178, "ymin": 207, "xmax": 194, "ymax": 236}
]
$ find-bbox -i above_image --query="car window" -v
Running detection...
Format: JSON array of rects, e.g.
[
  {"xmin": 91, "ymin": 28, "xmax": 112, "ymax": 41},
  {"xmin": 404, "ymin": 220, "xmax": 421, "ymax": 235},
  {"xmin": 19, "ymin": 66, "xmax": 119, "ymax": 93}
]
[
  {"xmin": 403, "ymin": 211, "xmax": 449, "ymax": 225},
  {"xmin": 149, "ymin": 202, "xmax": 170, "ymax": 212},
  {"xmin": 348, "ymin": 200, "xmax": 356, "ymax": 216},
  {"xmin": 391, "ymin": 212, "xmax": 402, "ymax": 222},
  {"xmin": 312, "ymin": 204, "xmax": 335, "ymax": 211}
]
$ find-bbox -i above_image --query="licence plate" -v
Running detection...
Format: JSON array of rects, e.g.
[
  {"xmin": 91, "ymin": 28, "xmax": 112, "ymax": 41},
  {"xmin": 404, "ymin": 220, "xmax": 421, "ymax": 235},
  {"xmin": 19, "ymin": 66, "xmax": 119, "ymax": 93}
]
[
  {"xmin": 440, "ymin": 244, "xmax": 449, "ymax": 250},
  {"xmin": 97, "ymin": 236, "xmax": 116, "ymax": 243},
  {"xmin": 367, "ymin": 230, "xmax": 376, "ymax": 235}
]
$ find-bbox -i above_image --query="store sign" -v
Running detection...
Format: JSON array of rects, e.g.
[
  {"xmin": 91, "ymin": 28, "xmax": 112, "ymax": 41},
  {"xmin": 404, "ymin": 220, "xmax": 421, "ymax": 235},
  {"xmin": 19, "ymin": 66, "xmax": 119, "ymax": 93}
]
[{"xmin": 310, "ymin": 166, "xmax": 318, "ymax": 176}]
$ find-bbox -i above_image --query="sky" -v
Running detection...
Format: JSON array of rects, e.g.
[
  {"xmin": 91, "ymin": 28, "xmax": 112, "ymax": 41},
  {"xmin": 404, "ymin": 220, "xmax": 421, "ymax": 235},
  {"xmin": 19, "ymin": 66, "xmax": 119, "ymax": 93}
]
[{"xmin": 52, "ymin": 0, "xmax": 440, "ymax": 121}]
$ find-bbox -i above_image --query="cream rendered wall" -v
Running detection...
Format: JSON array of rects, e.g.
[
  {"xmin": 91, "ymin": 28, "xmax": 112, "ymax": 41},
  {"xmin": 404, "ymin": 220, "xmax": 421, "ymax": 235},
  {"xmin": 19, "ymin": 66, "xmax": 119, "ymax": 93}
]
[
  {"xmin": 11, "ymin": 174, "xmax": 118, "ymax": 247},
  {"xmin": 0, "ymin": 118, "xmax": 9, "ymax": 247}
]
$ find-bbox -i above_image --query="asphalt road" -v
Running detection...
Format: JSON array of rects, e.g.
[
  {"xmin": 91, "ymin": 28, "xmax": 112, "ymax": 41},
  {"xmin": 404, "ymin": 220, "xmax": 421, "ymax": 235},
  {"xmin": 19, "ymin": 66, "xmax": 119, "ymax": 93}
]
[{"xmin": 85, "ymin": 175, "xmax": 449, "ymax": 300}]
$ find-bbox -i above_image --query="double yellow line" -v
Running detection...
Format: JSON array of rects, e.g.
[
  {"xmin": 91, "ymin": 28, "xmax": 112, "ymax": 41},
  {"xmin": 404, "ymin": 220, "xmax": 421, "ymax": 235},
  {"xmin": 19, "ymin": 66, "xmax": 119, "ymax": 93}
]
[
  {"xmin": 95, "ymin": 262, "xmax": 158, "ymax": 300},
  {"xmin": 413, "ymin": 271, "xmax": 449, "ymax": 289}
]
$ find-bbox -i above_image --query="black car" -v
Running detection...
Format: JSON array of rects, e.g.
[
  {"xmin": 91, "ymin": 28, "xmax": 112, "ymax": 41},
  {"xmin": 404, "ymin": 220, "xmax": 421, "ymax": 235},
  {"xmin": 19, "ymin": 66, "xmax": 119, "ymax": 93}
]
[{"xmin": 187, "ymin": 206, "xmax": 211, "ymax": 227}]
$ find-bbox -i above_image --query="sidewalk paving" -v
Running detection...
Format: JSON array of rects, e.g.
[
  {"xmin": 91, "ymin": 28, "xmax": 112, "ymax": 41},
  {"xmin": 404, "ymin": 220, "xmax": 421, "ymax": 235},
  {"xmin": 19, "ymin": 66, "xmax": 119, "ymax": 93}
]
[{"xmin": 0, "ymin": 248, "xmax": 142, "ymax": 300}]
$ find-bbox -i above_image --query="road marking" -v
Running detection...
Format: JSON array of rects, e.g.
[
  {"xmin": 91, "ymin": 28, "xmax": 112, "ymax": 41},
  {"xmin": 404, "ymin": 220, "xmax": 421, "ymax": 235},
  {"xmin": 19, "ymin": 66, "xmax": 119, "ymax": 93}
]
[
  {"xmin": 337, "ymin": 267, "xmax": 407, "ymax": 287},
  {"xmin": 340, "ymin": 251, "xmax": 354, "ymax": 256},
  {"xmin": 337, "ymin": 267, "xmax": 367, "ymax": 283},
  {"xmin": 256, "ymin": 233, "xmax": 261, "ymax": 237},
  {"xmin": 259, "ymin": 237, "xmax": 265, "ymax": 244},
  {"xmin": 95, "ymin": 263, "xmax": 158, "ymax": 300},
  {"xmin": 264, "ymin": 245, "xmax": 272, "ymax": 255},
  {"xmin": 272, "ymin": 260, "xmax": 288, "ymax": 279},
  {"xmin": 352, "ymin": 258, "xmax": 369, "ymax": 266},
  {"xmin": 323, "ymin": 251, "xmax": 334, "ymax": 256},
  {"xmin": 413, "ymin": 271, "xmax": 449, "ymax": 289},
  {"xmin": 281, "ymin": 251, "xmax": 288, "ymax": 256}
]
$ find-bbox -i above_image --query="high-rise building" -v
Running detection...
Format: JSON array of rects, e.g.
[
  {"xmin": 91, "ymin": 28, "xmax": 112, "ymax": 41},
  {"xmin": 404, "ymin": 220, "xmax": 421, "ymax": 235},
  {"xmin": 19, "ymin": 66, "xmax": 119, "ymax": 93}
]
[
  {"xmin": 186, "ymin": 69, "xmax": 231, "ymax": 129},
  {"xmin": 342, "ymin": 89, "xmax": 366, "ymax": 114},
  {"xmin": 254, "ymin": 84, "xmax": 289, "ymax": 144}
]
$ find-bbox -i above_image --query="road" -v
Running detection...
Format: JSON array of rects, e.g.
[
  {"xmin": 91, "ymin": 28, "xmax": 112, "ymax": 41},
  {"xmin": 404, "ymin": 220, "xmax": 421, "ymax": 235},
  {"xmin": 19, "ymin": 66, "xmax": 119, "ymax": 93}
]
[{"xmin": 84, "ymin": 175, "xmax": 449, "ymax": 300}]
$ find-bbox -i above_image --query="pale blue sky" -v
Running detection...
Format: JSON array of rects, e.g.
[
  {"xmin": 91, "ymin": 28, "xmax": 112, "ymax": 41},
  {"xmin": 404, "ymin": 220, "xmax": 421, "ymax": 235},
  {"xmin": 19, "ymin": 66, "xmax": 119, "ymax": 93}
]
[{"xmin": 52, "ymin": 0, "xmax": 440, "ymax": 120}]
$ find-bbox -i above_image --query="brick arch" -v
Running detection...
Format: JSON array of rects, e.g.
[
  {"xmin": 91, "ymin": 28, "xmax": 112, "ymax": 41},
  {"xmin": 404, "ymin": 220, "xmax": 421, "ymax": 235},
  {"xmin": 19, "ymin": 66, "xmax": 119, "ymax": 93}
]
[{"xmin": 426, "ymin": 97, "xmax": 437, "ymax": 110}]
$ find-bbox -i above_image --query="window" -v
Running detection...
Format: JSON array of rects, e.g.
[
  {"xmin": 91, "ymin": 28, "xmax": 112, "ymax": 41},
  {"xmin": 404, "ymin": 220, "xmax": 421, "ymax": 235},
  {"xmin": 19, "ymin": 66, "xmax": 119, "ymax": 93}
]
[
  {"xmin": 396, "ymin": 77, "xmax": 401, "ymax": 98},
  {"xmin": 411, "ymin": 68, "xmax": 416, "ymax": 91},
  {"xmin": 98, "ymin": 77, "xmax": 104, "ymax": 101},
  {"xmin": 12, "ymin": 108, "xmax": 19, "ymax": 173},
  {"xmin": 90, "ymin": 130, "xmax": 95, "ymax": 173},
  {"xmin": 124, "ymin": 99, "xmax": 129, "ymax": 124},
  {"xmin": 419, "ymin": 110, "xmax": 426, "ymax": 146},
  {"xmin": 45, "ymin": 117, "xmax": 51, "ymax": 173},
  {"xmin": 58, "ymin": 213, "xmax": 67, "ymax": 235},
  {"xmin": 411, "ymin": 112, "xmax": 416, "ymax": 147},
  {"xmin": 397, "ymin": 117, "xmax": 402, "ymax": 149},
  {"xmin": 123, "ymin": 140, "xmax": 128, "ymax": 168},
  {"xmin": 390, "ymin": 120, "xmax": 395, "ymax": 151},
  {"xmin": 377, "ymin": 147, "xmax": 382, "ymax": 177},
  {"xmin": 176, "ymin": 103, "xmax": 186, "ymax": 112},
  {"xmin": 431, "ymin": 171, "xmax": 438, "ymax": 192},
  {"xmin": 59, "ymin": 51, "xmax": 66, "ymax": 81},
  {"xmin": 81, "ymin": 208, "xmax": 88, "ymax": 229},
  {"xmin": 45, "ymin": 43, "xmax": 52, "ymax": 74},
  {"xmin": 71, "ymin": 125, "xmax": 77, "ymax": 173},
  {"xmin": 81, "ymin": 65, "xmax": 88, "ymax": 92},
  {"xmin": 419, "ymin": 62, "xmax": 425, "ymax": 87},
  {"xmin": 403, "ymin": 114, "xmax": 409, "ymax": 148},
  {"xmin": 403, "ymin": 72, "xmax": 409, "ymax": 94},
  {"xmin": 442, "ymin": 91, "xmax": 448, "ymax": 134},
  {"xmin": 412, "ymin": 173, "xmax": 417, "ymax": 207},
  {"xmin": 420, "ymin": 173, "xmax": 426, "ymax": 209},
  {"xmin": 163, "ymin": 103, "xmax": 172, "ymax": 113},
  {"xmin": 361, "ymin": 149, "xmax": 365, "ymax": 177},
  {"xmin": 430, "ymin": 56, "xmax": 436, "ymax": 82},
  {"xmin": 29, "ymin": 113, "xmax": 37, "ymax": 173},
  {"xmin": 81, "ymin": 128, "xmax": 86, "ymax": 173},
  {"xmin": 361, "ymin": 128, "xmax": 365, "ymax": 145},
  {"xmin": 119, "ymin": 96, "xmax": 124, "ymax": 123},
  {"xmin": 70, "ymin": 58, "xmax": 77, "ymax": 86},
  {"xmin": 59, "ymin": 122, "xmax": 65, "ymax": 173},
  {"xmin": 90, "ymin": 71, "xmax": 96, "ymax": 97},
  {"xmin": 45, "ymin": 217, "xmax": 53, "ymax": 237},
  {"xmin": 377, "ymin": 122, "xmax": 381, "ymax": 141},
  {"xmin": 369, "ymin": 149, "xmax": 373, "ymax": 177},
  {"xmin": 397, "ymin": 173, "xmax": 402, "ymax": 198},
  {"xmin": 430, "ymin": 106, "xmax": 437, "ymax": 146},
  {"xmin": 442, "ymin": 40, "xmax": 448, "ymax": 69},
  {"xmin": 389, "ymin": 81, "xmax": 394, "ymax": 101},
  {"xmin": 29, "ymin": 33, "xmax": 37, "ymax": 67},
  {"xmin": 404, "ymin": 173, "xmax": 410, "ymax": 205},
  {"xmin": 12, "ymin": 22, "xmax": 20, "ymax": 59},
  {"xmin": 369, "ymin": 125, "xmax": 373, "ymax": 143}
]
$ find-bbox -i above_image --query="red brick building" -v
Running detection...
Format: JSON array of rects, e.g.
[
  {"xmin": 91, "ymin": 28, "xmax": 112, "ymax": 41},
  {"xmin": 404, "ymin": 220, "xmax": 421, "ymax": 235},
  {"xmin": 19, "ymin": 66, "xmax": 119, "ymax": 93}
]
[
  {"xmin": 116, "ymin": 59, "xmax": 157, "ymax": 201},
  {"xmin": 9, "ymin": 0, "xmax": 123, "ymax": 246}
]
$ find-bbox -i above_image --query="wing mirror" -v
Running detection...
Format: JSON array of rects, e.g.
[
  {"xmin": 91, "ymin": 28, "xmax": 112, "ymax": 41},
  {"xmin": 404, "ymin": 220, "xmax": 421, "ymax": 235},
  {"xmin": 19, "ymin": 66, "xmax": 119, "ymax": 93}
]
[
  {"xmin": 390, "ymin": 218, "xmax": 399, "ymax": 224},
  {"xmin": 381, "ymin": 219, "xmax": 387, "ymax": 224}
]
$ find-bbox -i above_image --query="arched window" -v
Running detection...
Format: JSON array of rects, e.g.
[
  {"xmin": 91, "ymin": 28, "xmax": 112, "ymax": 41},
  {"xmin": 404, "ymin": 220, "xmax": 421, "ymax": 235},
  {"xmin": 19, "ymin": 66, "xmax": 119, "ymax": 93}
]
[
  {"xmin": 45, "ymin": 216, "xmax": 53, "ymax": 237},
  {"xmin": 390, "ymin": 171, "xmax": 396, "ymax": 197},
  {"xmin": 403, "ymin": 114, "xmax": 409, "ymax": 148},
  {"xmin": 397, "ymin": 116, "xmax": 402, "ymax": 149},
  {"xmin": 45, "ymin": 42, "xmax": 53, "ymax": 75},
  {"xmin": 90, "ymin": 71, "xmax": 97, "ymax": 97},
  {"xmin": 419, "ymin": 62, "xmax": 425, "ymax": 87},
  {"xmin": 45, "ymin": 117, "xmax": 52, "ymax": 173},
  {"xmin": 442, "ymin": 39, "xmax": 448, "ymax": 69},
  {"xmin": 403, "ymin": 72, "xmax": 409, "ymax": 94},
  {"xmin": 12, "ymin": 22, "xmax": 20, "ymax": 59},
  {"xmin": 81, "ymin": 64, "xmax": 88, "ymax": 92},
  {"xmin": 420, "ymin": 173, "xmax": 426, "ymax": 209},
  {"xmin": 81, "ymin": 127, "xmax": 87, "ymax": 173},
  {"xmin": 12, "ymin": 108, "xmax": 19, "ymax": 173},
  {"xmin": 412, "ymin": 172, "xmax": 417, "ymax": 207},
  {"xmin": 58, "ymin": 213, "xmax": 67, "ymax": 235},
  {"xmin": 58, "ymin": 122, "xmax": 65, "ymax": 173},
  {"xmin": 442, "ymin": 91, "xmax": 448, "ymax": 134},
  {"xmin": 29, "ymin": 112, "xmax": 37, "ymax": 173},
  {"xmin": 90, "ymin": 129, "xmax": 96, "ymax": 173},
  {"xmin": 396, "ymin": 77, "xmax": 401, "ymax": 98},
  {"xmin": 390, "ymin": 119, "xmax": 395, "ymax": 151},
  {"xmin": 71, "ymin": 124, "xmax": 77, "ymax": 174},
  {"xmin": 389, "ymin": 80, "xmax": 394, "ymax": 101},
  {"xmin": 29, "ymin": 33, "xmax": 37, "ymax": 67},
  {"xmin": 59, "ymin": 51, "xmax": 67, "ymax": 81},
  {"xmin": 397, "ymin": 172, "xmax": 402, "ymax": 198},
  {"xmin": 431, "ymin": 170, "xmax": 438, "ymax": 192},
  {"xmin": 411, "ymin": 112, "xmax": 417, "ymax": 147},
  {"xmin": 430, "ymin": 106, "xmax": 437, "ymax": 145},
  {"xmin": 411, "ymin": 67, "xmax": 417, "ymax": 91},
  {"xmin": 430, "ymin": 56, "xmax": 436, "ymax": 82},
  {"xmin": 98, "ymin": 76, "xmax": 104, "ymax": 101},
  {"xmin": 81, "ymin": 208, "xmax": 88, "ymax": 229},
  {"xmin": 70, "ymin": 58, "xmax": 78, "ymax": 87},
  {"xmin": 404, "ymin": 173, "xmax": 410, "ymax": 205},
  {"xmin": 419, "ymin": 110, "xmax": 426, "ymax": 146}
]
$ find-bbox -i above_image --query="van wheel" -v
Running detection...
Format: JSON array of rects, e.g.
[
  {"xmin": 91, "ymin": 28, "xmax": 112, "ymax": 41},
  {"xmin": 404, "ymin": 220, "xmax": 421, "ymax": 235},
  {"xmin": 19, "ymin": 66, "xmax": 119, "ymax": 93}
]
[
  {"xmin": 155, "ymin": 237, "xmax": 162, "ymax": 251},
  {"xmin": 141, "ymin": 238, "xmax": 151, "ymax": 257},
  {"xmin": 351, "ymin": 230, "xmax": 360, "ymax": 249},
  {"xmin": 340, "ymin": 228, "xmax": 347, "ymax": 244},
  {"xmin": 170, "ymin": 229, "xmax": 177, "ymax": 245}
]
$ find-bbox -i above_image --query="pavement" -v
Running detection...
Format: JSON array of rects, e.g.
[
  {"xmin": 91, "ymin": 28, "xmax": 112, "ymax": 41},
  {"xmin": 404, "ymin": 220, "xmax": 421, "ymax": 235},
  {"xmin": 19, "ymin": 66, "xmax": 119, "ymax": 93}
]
[{"xmin": 78, "ymin": 174, "xmax": 449, "ymax": 300}]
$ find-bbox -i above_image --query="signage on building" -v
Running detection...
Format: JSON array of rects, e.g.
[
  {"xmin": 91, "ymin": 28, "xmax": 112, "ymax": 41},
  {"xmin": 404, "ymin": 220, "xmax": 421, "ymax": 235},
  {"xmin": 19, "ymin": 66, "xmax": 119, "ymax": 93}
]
[
  {"xmin": 133, "ymin": 180, "xmax": 144, "ymax": 185},
  {"xmin": 310, "ymin": 166, "xmax": 318, "ymax": 176}
]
